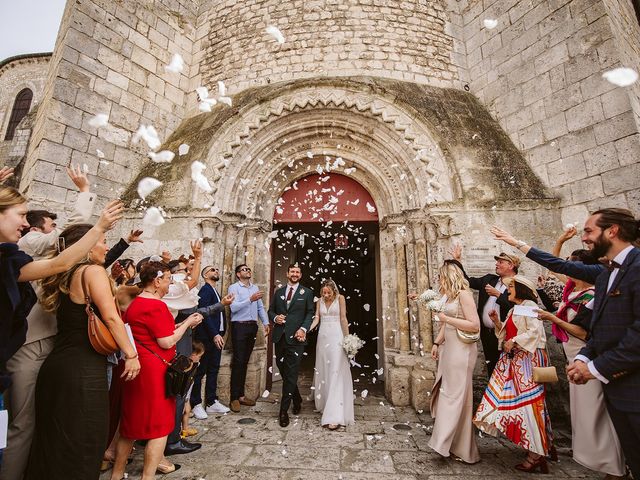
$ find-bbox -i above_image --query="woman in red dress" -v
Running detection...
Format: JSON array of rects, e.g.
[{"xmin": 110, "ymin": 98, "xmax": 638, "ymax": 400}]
[{"xmin": 110, "ymin": 261, "xmax": 202, "ymax": 480}]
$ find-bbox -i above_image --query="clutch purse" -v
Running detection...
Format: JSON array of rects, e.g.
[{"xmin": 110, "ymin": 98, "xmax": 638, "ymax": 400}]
[
  {"xmin": 456, "ymin": 328, "xmax": 480, "ymax": 344},
  {"xmin": 532, "ymin": 366, "xmax": 558, "ymax": 383}
]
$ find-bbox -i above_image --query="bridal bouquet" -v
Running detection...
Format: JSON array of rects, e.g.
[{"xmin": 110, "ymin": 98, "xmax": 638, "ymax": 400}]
[
  {"xmin": 342, "ymin": 334, "xmax": 365, "ymax": 358},
  {"xmin": 418, "ymin": 289, "xmax": 445, "ymax": 313}
]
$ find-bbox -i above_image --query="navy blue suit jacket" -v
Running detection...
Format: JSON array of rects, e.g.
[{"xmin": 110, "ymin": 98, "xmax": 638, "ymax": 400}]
[
  {"xmin": 526, "ymin": 246, "xmax": 605, "ymax": 284},
  {"xmin": 578, "ymin": 247, "xmax": 640, "ymax": 412},
  {"xmin": 195, "ymin": 283, "xmax": 225, "ymax": 342},
  {"xmin": 462, "ymin": 272, "xmax": 513, "ymax": 323}
]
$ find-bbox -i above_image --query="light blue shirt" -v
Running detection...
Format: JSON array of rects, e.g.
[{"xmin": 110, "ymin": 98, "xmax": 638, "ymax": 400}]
[{"xmin": 228, "ymin": 281, "xmax": 269, "ymax": 325}]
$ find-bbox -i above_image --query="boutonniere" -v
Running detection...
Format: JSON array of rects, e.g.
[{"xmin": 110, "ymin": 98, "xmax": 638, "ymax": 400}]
[
  {"xmin": 280, "ymin": 295, "xmax": 285, "ymax": 300},
  {"xmin": 608, "ymin": 289, "xmax": 621, "ymax": 297},
  {"xmin": 299, "ymin": 288, "xmax": 305, "ymax": 295}
]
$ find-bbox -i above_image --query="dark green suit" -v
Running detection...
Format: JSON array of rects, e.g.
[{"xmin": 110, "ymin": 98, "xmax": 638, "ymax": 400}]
[{"xmin": 268, "ymin": 284, "xmax": 315, "ymax": 412}]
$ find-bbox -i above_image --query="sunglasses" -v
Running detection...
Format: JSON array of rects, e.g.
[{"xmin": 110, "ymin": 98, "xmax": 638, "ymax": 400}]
[{"xmin": 239, "ymin": 267, "xmax": 252, "ymax": 272}]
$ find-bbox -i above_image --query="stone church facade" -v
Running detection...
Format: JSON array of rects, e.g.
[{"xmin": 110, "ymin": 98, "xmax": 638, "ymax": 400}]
[{"xmin": 1, "ymin": 0, "xmax": 639, "ymax": 408}]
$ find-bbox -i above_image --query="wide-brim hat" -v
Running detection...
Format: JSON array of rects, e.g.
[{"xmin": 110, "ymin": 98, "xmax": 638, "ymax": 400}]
[
  {"xmin": 503, "ymin": 275, "xmax": 538, "ymax": 298},
  {"xmin": 494, "ymin": 252, "xmax": 521, "ymax": 268}
]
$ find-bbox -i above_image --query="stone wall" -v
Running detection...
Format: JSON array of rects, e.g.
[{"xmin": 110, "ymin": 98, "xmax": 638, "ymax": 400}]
[
  {"xmin": 192, "ymin": 0, "xmax": 463, "ymax": 96},
  {"xmin": 0, "ymin": 55, "xmax": 51, "ymax": 165},
  {"xmin": 459, "ymin": 0, "xmax": 640, "ymax": 222},
  {"xmin": 19, "ymin": 0, "xmax": 198, "ymax": 210}
]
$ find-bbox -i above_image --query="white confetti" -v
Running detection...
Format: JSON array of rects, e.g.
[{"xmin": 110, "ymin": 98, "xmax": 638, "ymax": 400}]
[
  {"xmin": 262, "ymin": 389, "xmax": 270, "ymax": 398},
  {"xmin": 363, "ymin": 303, "xmax": 370, "ymax": 312},
  {"xmin": 164, "ymin": 53, "xmax": 184, "ymax": 73},
  {"xmin": 198, "ymin": 101, "xmax": 212, "ymax": 112},
  {"xmin": 361, "ymin": 389, "xmax": 368, "ymax": 399},
  {"xmin": 344, "ymin": 167, "xmax": 356, "ymax": 175},
  {"xmin": 88, "ymin": 113, "xmax": 109, "ymax": 128},
  {"xmin": 602, "ymin": 67, "xmax": 638, "ymax": 87},
  {"xmin": 217, "ymin": 80, "xmax": 227, "ymax": 97},
  {"xmin": 132, "ymin": 124, "xmax": 161, "ymax": 150},
  {"xmin": 137, "ymin": 177, "xmax": 163, "ymax": 200},
  {"xmin": 483, "ymin": 18, "xmax": 498, "ymax": 29},
  {"xmin": 82, "ymin": 163, "xmax": 89, "ymax": 173},
  {"xmin": 148, "ymin": 150, "xmax": 175, "ymax": 163},
  {"xmin": 266, "ymin": 25, "xmax": 285, "ymax": 44},
  {"xmin": 366, "ymin": 202, "xmax": 376, "ymax": 213},
  {"xmin": 196, "ymin": 86, "xmax": 209, "ymax": 100},
  {"xmin": 191, "ymin": 160, "xmax": 213, "ymax": 193},
  {"xmin": 142, "ymin": 207, "xmax": 165, "ymax": 226},
  {"xmin": 178, "ymin": 143, "xmax": 190, "ymax": 156},
  {"xmin": 96, "ymin": 149, "xmax": 105, "ymax": 159},
  {"xmin": 218, "ymin": 96, "xmax": 232, "ymax": 107},
  {"xmin": 565, "ymin": 222, "xmax": 575, "ymax": 230}
]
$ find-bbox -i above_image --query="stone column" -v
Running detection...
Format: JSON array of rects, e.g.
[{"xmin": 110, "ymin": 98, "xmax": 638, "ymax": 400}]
[
  {"xmin": 394, "ymin": 228, "xmax": 410, "ymax": 353},
  {"xmin": 413, "ymin": 222, "xmax": 432, "ymax": 351}
]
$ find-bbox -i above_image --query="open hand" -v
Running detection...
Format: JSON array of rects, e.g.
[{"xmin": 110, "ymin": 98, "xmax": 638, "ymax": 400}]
[
  {"xmin": 96, "ymin": 200, "xmax": 124, "ymax": 232},
  {"xmin": 190, "ymin": 239, "xmax": 202, "ymax": 259},
  {"xmin": 67, "ymin": 164, "xmax": 90, "ymax": 192},
  {"xmin": 0, "ymin": 166, "xmax": 14, "ymax": 183},
  {"xmin": 110, "ymin": 261, "xmax": 125, "ymax": 280},
  {"xmin": 127, "ymin": 229, "xmax": 144, "ymax": 243},
  {"xmin": 558, "ymin": 226, "xmax": 577, "ymax": 243},
  {"xmin": 161, "ymin": 250, "xmax": 171, "ymax": 263},
  {"xmin": 449, "ymin": 243, "xmax": 462, "ymax": 261},
  {"xmin": 490, "ymin": 226, "xmax": 518, "ymax": 247}
]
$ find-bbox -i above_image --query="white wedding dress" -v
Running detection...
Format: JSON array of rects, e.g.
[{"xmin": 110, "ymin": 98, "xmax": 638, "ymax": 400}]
[{"xmin": 313, "ymin": 299, "xmax": 355, "ymax": 426}]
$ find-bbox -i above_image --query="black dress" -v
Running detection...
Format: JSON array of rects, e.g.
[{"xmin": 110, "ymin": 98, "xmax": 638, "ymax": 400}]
[{"xmin": 25, "ymin": 293, "xmax": 108, "ymax": 480}]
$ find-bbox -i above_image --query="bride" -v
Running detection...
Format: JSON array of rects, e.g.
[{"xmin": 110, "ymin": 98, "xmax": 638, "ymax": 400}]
[{"xmin": 310, "ymin": 279, "xmax": 354, "ymax": 430}]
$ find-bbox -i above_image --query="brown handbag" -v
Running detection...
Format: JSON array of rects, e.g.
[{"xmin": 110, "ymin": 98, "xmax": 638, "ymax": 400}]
[
  {"xmin": 81, "ymin": 267, "xmax": 119, "ymax": 355},
  {"xmin": 532, "ymin": 366, "xmax": 558, "ymax": 383}
]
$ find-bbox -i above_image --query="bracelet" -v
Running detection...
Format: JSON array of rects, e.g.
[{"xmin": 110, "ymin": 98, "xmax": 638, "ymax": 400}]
[
  {"xmin": 434, "ymin": 342, "xmax": 441, "ymax": 346},
  {"xmin": 124, "ymin": 353, "xmax": 138, "ymax": 360},
  {"xmin": 515, "ymin": 240, "xmax": 527, "ymax": 248}
]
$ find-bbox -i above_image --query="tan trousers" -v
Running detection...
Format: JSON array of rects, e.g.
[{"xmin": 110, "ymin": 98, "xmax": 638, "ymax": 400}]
[{"xmin": 0, "ymin": 338, "xmax": 55, "ymax": 480}]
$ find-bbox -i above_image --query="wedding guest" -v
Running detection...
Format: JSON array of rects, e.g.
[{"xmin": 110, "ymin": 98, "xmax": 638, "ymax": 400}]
[
  {"xmin": 191, "ymin": 266, "xmax": 231, "ymax": 419},
  {"xmin": 536, "ymin": 249, "xmax": 626, "ymax": 478},
  {"xmin": 451, "ymin": 245, "xmax": 518, "ymax": 377},
  {"xmin": 410, "ymin": 261, "xmax": 481, "ymax": 463},
  {"xmin": 181, "ymin": 340, "xmax": 206, "ymax": 438},
  {"xmin": 309, "ymin": 279, "xmax": 354, "ymax": 430},
  {"xmin": 474, "ymin": 275, "xmax": 552, "ymax": 474},
  {"xmin": 111, "ymin": 262, "xmax": 203, "ymax": 480},
  {"xmin": 565, "ymin": 208, "xmax": 640, "ymax": 480},
  {"xmin": 25, "ymin": 222, "xmax": 140, "ymax": 480},
  {"xmin": 228, "ymin": 264, "xmax": 270, "ymax": 412}
]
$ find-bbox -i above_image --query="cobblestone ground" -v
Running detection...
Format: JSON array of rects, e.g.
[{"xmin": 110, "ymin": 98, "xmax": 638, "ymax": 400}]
[{"xmin": 101, "ymin": 386, "xmax": 601, "ymax": 480}]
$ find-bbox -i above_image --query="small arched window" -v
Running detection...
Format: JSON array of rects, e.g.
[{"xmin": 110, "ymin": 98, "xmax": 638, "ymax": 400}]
[{"xmin": 5, "ymin": 88, "xmax": 33, "ymax": 141}]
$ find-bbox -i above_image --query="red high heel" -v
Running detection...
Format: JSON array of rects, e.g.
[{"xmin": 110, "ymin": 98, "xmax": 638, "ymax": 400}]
[{"xmin": 515, "ymin": 456, "xmax": 549, "ymax": 474}]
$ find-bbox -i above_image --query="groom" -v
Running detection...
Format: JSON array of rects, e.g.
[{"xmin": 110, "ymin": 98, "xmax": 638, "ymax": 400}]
[{"xmin": 268, "ymin": 264, "xmax": 315, "ymax": 427}]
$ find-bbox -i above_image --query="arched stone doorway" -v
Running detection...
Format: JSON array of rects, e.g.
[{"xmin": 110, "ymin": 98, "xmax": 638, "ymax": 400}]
[{"xmin": 268, "ymin": 173, "xmax": 382, "ymax": 391}]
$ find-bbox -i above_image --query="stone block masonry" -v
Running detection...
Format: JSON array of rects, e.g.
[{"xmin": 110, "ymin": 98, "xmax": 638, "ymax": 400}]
[{"xmin": 461, "ymin": 0, "xmax": 640, "ymax": 216}]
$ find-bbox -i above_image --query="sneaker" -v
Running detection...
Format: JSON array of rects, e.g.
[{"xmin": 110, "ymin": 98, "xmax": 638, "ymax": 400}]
[
  {"xmin": 206, "ymin": 400, "xmax": 231, "ymax": 414},
  {"xmin": 192, "ymin": 403, "xmax": 208, "ymax": 420}
]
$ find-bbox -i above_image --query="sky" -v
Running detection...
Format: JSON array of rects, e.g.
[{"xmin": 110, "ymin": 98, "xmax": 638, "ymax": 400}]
[{"xmin": 0, "ymin": 0, "xmax": 67, "ymax": 62}]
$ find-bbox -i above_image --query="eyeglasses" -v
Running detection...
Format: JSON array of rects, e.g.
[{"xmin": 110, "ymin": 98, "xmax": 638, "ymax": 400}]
[{"xmin": 240, "ymin": 267, "xmax": 252, "ymax": 272}]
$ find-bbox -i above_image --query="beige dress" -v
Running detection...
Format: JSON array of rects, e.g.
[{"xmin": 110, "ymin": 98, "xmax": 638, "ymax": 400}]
[
  {"xmin": 564, "ymin": 332, "xmax": 626, "ymax": 475},
  {"xmin": 428, "ymin": 296, "xmax": 480, "ymax": 464}
]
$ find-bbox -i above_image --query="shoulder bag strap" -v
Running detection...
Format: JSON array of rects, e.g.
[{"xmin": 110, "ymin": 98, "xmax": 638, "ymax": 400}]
[{"xmin": 138, "ymin": 341, "xmax": 172, "ymax": 366}]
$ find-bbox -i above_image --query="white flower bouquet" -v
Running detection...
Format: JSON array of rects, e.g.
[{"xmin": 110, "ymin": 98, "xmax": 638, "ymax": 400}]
[
  {"xmin": 342, "ymin": 334, "xmax": 365, "ymax": 358},
  {"xmin": 418, "ymin": 289, "xmax": 445, "ymax": 313}
]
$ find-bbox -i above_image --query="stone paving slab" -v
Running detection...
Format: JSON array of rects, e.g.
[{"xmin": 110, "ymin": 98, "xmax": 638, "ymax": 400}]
[{"xmin": 100, "ymin": 394, "xmax": 602, "ymax": 480}]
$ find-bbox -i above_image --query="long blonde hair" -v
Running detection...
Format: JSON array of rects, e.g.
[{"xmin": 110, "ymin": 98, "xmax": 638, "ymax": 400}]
[
  {"xmin": 39, "ymin": 224, "xmax": 98, "ymax": 313},
  {"xmin": 0, "ymin": 186, "xmax": 26, "ymax": 212},
  {"xmin": 321, "ymin": 279, "xmax": 339, "ymax": 300},
  {"xmin": 438, "ymin": 261, "xmax": 469, "ymax": 300}
]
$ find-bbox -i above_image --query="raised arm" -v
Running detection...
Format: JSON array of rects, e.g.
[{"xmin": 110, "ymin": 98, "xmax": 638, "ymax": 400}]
[
  {"xmin": 184, "ymin": 239, "xmax": 202, "ymax": 290},
  {"xmin": 157, "ymin": 313, "xmax": 203, "ymax": 349},
  {"xmin": 18, "ymin": 200, "xmax": 123, "ymax": 282}
]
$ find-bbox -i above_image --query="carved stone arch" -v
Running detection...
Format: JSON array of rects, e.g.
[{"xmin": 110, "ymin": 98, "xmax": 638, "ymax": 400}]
[{"xmin": 194, "ymin": 85, "xmax": 460, "ymax": 221}]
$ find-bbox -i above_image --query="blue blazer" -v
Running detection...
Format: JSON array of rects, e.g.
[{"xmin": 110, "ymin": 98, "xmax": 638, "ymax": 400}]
[
  {"xmin": 578, "ymin": 247, "xmax": 640, "ymax": 412},
  {"xmin": 195, "ymin": 283, "xmax": 225, "ymax": 342},
  {"xmin": 526, "ymin": 246, "xmax": 605, "ymax": 284}
]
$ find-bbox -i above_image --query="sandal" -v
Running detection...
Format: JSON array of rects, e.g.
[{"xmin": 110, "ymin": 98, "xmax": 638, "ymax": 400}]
[{"xmin": 181, "ymin": 427, "xmax": 198, "ymax": 437}]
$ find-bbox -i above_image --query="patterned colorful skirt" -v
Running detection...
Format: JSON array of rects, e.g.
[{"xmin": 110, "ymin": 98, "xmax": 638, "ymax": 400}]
[{"xmin": 473, "ymin": 348, "xmax": 552, "ymax": 456}]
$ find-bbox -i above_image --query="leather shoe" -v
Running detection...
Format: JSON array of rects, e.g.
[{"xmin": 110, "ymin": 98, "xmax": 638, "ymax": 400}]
[
  {"xmin": 239, "ymin": 397, "xmax": 256, "ymax": 406},
  {"xmin": 164, "ymin": 439, "xmax": 202, "ymax": 456},
  {"xmin": 292, "ymin": 401, "xmax": 301, "ymax": 415},
  {"xmin": 230, "ymin": 399, "xmax": 241, "ymax": 412},
  {"xmin": 279, "ymin": 411, "xmax": 290, "ymax": 428}
]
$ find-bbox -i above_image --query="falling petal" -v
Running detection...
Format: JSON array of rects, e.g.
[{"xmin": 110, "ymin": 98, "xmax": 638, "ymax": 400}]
[
  {"xmin": 483, "ymin": 18, "xmax": 498, "ymax": 29},
  {"xmin": 366, "ymin": 202, "xmax": 376, "ymax": 213},
  {"xmin": 191, "ymin": 160, "xmax": 213, "ymax": 193},
  {"xmin": 602, "ymin": 67, "xmax": 638, "ymax": 87},
  {"xmin": 218, "ymin": 96, "xmax": 233, "ymax": 107},
  {"xmin": 137, "ymin": 177, "xmax": 163, "ymax": 200},
  {"xmin": 88, "ymin": 113, "xmax": 109, "ymax": 128},
  {"xmin": 266, "ymin": 25, "xmax": 285, "ymax": 44},
  {"xmin": 262, "ymin": 390, "xmax": 270, "ymax": 398},
  {"xmin": 196, "ymin": 86, "xmax": 209, "ymax": 100},
  {"xmin": 143, "ymin": 207, "xmax": 165, "ymax": 226},
  {"xmin": 96, "ymin": 149, "xmax": 105, "ymax": 159},
  {"xmin": 178, "ymin": 143, "xmax": 190, "ymax": 156},
  {"xmin": 363, "ymin": 303, "xmax": 370, "ymax": 311},
  {"xmin": 132, "ymin": 125, "xmax": 161, "ymax": 150},
  {"xmin": 217, "ymin": 80, "xmax": 227, "ymax": 96},
  {"xmin": 198, "ymin": 101, "xmax": 212, "ymax": 112},
  {"xmin": 148, "ymin": 150, "xmax": 175, "ymax": 163},
  {"xmin": 164, "ymin": 53, "xmax": 184, "ymax": 73}
]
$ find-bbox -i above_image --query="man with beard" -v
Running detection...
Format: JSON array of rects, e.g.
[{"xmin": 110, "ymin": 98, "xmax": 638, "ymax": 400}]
[
  {"xmin": 191, "ymin": 266, "xmax": 231, "ymax": 419},
  {"xmin": 268, "ymin": 264, "xmax": 315, "ymax": 427},
  {"xmin": 493, "ymin": 209, "xmax": 640, "ymax": 479}
]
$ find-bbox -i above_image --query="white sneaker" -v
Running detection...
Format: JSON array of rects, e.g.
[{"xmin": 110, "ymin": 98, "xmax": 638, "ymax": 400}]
[
  {"xmin": 206, "ymin": 400, "xmax": 231, "ymax": 414},
  {"xmin": 192, "ymin": 403, "xmax": 208, "ymax": 419}
]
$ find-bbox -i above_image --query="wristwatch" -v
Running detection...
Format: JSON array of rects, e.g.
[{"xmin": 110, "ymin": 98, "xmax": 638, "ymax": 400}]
[{"xmin": 515, "ymin": 240, "xmax": 527, "ymax": 248}]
